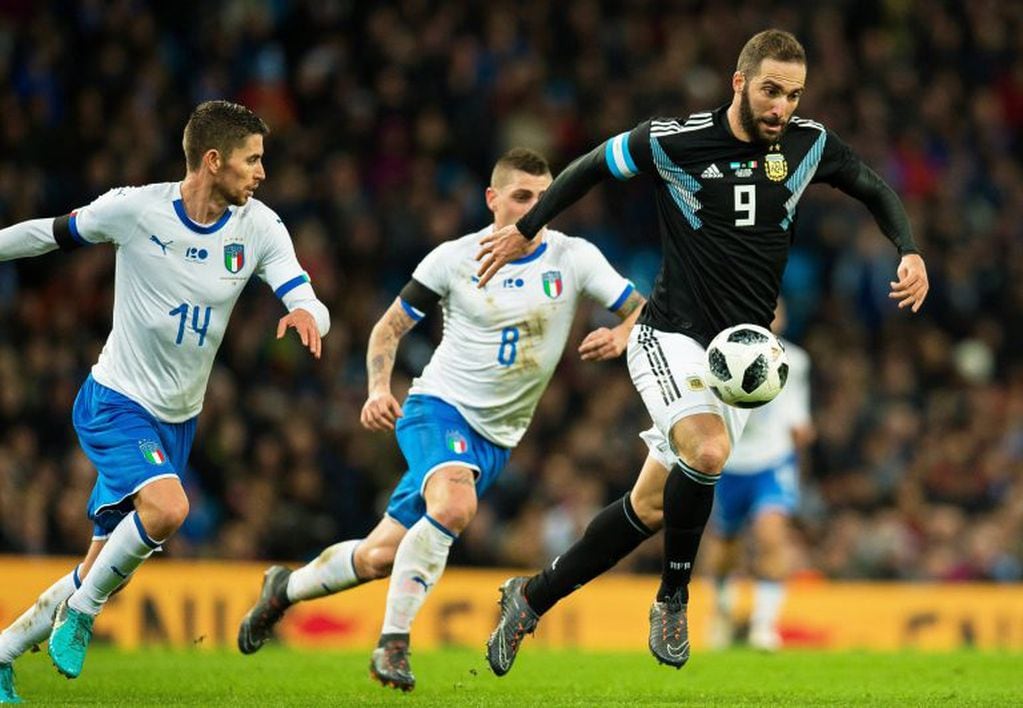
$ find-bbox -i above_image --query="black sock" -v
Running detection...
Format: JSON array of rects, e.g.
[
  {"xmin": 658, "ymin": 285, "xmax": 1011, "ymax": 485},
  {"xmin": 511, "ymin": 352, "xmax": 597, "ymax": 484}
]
[
  {"xmin": 525, "ymin": 494, "xmax": 654, "ymax": 616},
  {"xmin": 657, "ymin": 462, "xmax": 717, "ymax": 604}
]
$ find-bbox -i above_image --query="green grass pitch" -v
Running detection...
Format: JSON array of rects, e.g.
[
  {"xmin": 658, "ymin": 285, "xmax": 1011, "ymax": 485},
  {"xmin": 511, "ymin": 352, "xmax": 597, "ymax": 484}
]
[{"xmin": 12, "ymin": 645, "xmax": 1021, "ymax": 706}]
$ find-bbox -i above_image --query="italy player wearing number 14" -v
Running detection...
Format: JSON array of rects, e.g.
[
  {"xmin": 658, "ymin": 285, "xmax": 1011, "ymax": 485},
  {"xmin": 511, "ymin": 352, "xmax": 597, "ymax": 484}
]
[
  {"xmin": 236, "ymin": 148, "xmax": 646, "ymax": 692},
  {"xmin": 0, "ymin": 100, "xmax": 329, "ymax": 702}
]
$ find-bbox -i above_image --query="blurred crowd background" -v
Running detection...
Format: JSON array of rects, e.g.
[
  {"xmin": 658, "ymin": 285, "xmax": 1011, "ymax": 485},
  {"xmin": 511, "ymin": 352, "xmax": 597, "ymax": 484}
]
[{"xmin": 0, "ymin": 0, "xmax": 1021, "ymax": 583}]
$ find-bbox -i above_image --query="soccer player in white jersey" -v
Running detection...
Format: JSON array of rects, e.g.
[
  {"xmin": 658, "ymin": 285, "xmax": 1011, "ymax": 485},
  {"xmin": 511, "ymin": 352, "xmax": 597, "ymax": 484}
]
[
  {"xmin": 237, "ymin": 148, "xmax": 645, "ymax": 692},
  {"xmin": 707, "ymin": 302, "xmax": 813, "ymax": 651},
  {"xmin": 0, "ymin": 100, "xmax": 329, "ymax": 702}
]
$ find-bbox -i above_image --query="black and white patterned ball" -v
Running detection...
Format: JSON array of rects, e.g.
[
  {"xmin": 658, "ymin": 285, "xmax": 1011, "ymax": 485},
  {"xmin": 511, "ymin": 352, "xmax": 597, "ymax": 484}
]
[{"xmin": 704, "ymin": 324, "xmax": 789, "ymax": 408}]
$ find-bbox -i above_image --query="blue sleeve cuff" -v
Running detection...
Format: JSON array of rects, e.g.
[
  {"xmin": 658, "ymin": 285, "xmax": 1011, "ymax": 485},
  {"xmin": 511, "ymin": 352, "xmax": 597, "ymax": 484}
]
[
  {"xmin": 608, "ymin": 282, "xmax": 635, "ymax": 311},
  {"xmin": 274, "ymin": 273, "xmax": 311, "ymax": 299},
  {"xmin": 400, "ymin": 298, "xmax": 425, "ymax": 322}
]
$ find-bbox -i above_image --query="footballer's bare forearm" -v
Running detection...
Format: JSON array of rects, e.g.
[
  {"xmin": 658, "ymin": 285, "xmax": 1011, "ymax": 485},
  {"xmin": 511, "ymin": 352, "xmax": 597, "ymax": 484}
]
[
  {"xmin": 613, "ymin": 291, "xmax": 646, "ymax": 334},
  {"xmin": 366, "ymin": 298, "xmax": 416, "ymax": 394}
]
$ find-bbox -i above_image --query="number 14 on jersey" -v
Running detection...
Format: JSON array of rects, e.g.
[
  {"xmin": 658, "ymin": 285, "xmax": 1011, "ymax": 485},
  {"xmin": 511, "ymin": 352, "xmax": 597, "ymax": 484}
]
[{"xmin": 169, "ymin": 303, "xmax": 212, "ymax": 346}]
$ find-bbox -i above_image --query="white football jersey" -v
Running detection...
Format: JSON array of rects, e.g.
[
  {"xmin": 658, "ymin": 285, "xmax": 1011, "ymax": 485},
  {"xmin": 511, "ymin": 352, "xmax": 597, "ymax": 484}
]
[
  {"xmin": 69, "ymin": 183, "xmax": 318, "ymax": 422},
  {"xmin": 724, "ymin": 339, "xmax": 811, "ymax": 474},
  {"xmin": 406, "ymin": 225, "xmax": 633, "ymax": 448}
]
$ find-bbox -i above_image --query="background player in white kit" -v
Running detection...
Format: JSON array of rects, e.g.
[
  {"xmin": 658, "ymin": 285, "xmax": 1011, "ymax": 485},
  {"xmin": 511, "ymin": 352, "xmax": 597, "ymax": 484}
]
[
  {"xmin": 706, "ymin": 301, "xmax": 813, "ymax": 651},
  {"xmin": 237, "ymin": 148, "xmax": 645, "ymax": 692},
  {"xmin": 0, "ymin": 100, "xmax": 329, "ymax": 701}
]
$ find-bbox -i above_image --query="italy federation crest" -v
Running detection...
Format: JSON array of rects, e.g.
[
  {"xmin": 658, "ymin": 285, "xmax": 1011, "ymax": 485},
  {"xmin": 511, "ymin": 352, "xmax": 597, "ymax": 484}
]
[
  {"xmin": 765, "ymin": 152, "xmax": 788, "ymax": 182},
  {"xmin": 542, "ymin": 270, "xmax": 563, "ymax": 299},
  {"xmin": 139, "ymin": 441, "xmax": 166, "ymax": 465},
  {"xmin": 224, "ymin": 243, "xmax": 245, "ymax": 273},
  {"xmin": 446, "ymin": 430, "xmax": 469, "ymax": 454}
]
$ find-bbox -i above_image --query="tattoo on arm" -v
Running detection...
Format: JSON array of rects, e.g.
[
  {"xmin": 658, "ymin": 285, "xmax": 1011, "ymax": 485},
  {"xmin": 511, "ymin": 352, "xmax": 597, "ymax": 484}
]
[
  {"xmin": 366, "ymin": 299, "xmax": 416, "ymax": 393},
  {"xmin": 447, "ymin": 469, "xmax": 476, "ymax": 486},
  {"xmin": 615, "ymin": 291, "xmax": 646, "ymax": 320}
]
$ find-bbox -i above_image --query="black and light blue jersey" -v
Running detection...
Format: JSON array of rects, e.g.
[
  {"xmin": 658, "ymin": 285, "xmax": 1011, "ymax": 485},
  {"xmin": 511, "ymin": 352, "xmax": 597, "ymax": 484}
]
[{"xmin": 607, "ymin": 105, "xmax": 861, "ymax": 345}]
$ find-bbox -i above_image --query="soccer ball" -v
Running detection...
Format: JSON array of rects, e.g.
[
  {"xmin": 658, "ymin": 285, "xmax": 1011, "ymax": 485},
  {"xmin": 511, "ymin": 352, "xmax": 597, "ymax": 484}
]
[{"xmin": 704, "ymin": 324, "xmax": 788, "ymax": 408}]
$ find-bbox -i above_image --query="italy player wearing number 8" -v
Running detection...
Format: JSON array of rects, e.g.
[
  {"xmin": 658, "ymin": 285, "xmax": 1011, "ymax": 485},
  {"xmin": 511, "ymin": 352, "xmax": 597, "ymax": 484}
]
[
  {"xmin": 0, "ymin": 101, "xmax": 329, "ymax": 702},
  {"xmin": 236, "ymin": 148, "xmax": 646, "ymax": 692}
]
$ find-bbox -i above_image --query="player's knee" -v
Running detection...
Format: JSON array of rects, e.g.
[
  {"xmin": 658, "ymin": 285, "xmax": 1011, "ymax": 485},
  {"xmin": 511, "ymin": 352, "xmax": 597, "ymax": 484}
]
[
  {"xmin": 680, "ymin": 439, "xmax": 730, "ymax": 476},
  {"xmin": 428, "ymin": 496, "xmax": 477, "ymax": 535},
  {"xmin": 141, "ymin": 496, "xmax": 190, "ymax": 540}
]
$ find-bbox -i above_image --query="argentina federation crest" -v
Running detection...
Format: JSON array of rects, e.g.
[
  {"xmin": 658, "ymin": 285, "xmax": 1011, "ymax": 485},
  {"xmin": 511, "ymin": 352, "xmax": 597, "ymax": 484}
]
[
  {"xmin": 224, "ymin": 243, "xmax": 245, "ymax": 273},
  {"xmin": 542, "ymin": 270, "xmax": 563, "ymax": 299},
  {"xmin": 765, "ymin": 152, "xmax": 788, "ymax": 182}
]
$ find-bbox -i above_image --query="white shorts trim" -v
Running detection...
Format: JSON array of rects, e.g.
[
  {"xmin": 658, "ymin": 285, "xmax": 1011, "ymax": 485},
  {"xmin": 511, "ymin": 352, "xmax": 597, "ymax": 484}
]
[{"xmin": 92, "ymin": 473, "xmax": 181, "ymax": 517}]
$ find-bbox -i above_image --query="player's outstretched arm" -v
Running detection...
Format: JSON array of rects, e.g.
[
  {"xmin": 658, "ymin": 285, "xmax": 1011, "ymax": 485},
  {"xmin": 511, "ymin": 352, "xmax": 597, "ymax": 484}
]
[
  {"xmin": 579, "ymin": 290, "xmax": 646, "ymax": 361},
  {"xmin": 360, "ymin": 297, "xmax": 417, "ymax": 431},
  {"xmin": 836, "ymin": 163, "xmax": 929, "ymax": 312},
  {"xmin": 0, "ymin": 217, "xmax": 76, "ymax": 260},
  {"xmin": 477, "ymin": 141, "xmax": 622, "ymax": 287}
]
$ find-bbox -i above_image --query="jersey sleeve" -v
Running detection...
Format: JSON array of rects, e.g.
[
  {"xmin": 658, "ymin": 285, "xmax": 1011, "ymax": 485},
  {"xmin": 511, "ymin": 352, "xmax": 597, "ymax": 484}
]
[
  {"xmin": 255, "ymin": 214, "xmax": 330, "ymax": 335},
  {"xmin": 67, "ymin": 187, "xmax": 143, "ymax": 246},
  {"xmin": 810, "ymin": 130, "xmax": 861, "ymax": 187},
  {"xmin": 571, "ymin": 238, "xmax": 634, "ymax": 310},
  {"xmin": 409, "ymin": 241, "xmax": 454, "ymax": 300}
]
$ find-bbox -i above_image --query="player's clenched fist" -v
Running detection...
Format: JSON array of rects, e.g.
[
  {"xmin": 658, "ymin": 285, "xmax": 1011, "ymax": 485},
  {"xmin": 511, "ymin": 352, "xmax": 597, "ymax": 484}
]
[{"xmin": 361, "ymin": 391, "xmax": 404, "ymax": 431}]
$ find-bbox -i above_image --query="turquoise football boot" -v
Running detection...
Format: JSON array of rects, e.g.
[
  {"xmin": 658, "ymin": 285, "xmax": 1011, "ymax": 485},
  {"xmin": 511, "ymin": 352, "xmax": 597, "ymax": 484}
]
[
  {"xmin": 0, "ymin": 663, "xmax": 22, "ymax": 703},
  {"xmin": 47, "ymin": 600, "xmax": 94, "ymax": 679}
]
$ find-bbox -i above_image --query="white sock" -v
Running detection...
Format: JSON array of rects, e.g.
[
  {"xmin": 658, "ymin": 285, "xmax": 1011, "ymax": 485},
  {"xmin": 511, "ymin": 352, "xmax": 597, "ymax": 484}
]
[
  {"xmin": 68, "ymin": 512, "xmax": 159, "ymax": 616},
  {"xmin": 715, "ymin": 576, "xmax": 735, "ymax": 616},
  {"xmin": 0, "ymin": 567, "xmax": 80, "ymax": 664},
  {"xmin": 751, "ymin": 579, "xmax": 785, "ymax": 634},
  {"xmin": 286, "ymin": 539, "xmax": 364, "ymax": 602},
  {"xmin": 380, "ymin": 516, "xmax": 455, "ymax": 635}
]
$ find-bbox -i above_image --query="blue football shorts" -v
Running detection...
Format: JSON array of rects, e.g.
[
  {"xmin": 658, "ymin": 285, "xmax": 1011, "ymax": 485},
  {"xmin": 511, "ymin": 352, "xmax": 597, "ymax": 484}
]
[
  {"xmin": 385, "ymin": 394, "xmax": 511, "ymax": 530},
  {"xmin": 713, "ymin": 453, "xmax": 799, "ymax": 538},
  {"xmin": 73, "ymin": 375, "xmax": 197, "ymax": 539}
]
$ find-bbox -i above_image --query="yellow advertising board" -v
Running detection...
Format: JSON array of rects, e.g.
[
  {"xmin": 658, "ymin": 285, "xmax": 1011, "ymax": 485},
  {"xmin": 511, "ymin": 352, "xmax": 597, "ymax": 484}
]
[{"xmin": 2, "ymin": 557, "xmax": 1022, "ymax": 651}]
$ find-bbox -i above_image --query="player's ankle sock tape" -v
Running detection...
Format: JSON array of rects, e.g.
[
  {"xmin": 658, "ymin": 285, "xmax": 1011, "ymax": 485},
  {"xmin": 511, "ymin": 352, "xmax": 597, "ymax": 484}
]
[{"xmin": 526, "ymin": 494, "xmax": 653, "ymax": 616}]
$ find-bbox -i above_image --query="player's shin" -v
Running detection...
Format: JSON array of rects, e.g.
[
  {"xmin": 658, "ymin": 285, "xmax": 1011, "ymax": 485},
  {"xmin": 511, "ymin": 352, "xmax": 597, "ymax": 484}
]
[
  {"xmin": 0, "ymin": 568, "xmax": 80, "ymax": 664},
  {"xmin": 658, "ymin": 462, "xmax": 717, "ymax": 603},
  {"xmin": 525, "ymin": 493, "xmax": 653, "ymax": 616},
  {"xmin": 286, "ymin": 539, "xmax": 365, "ymax": 602},
  {"xmin": 68, "ymin": 512, "xmax": 159, "ymax": 616},
  {"xmin": 379, "ymin": 516, "xmax": 455, "ymax": 637}
]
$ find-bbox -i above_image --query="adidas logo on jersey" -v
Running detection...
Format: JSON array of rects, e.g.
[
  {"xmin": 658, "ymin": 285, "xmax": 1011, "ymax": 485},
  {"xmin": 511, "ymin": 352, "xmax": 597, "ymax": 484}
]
[{"xmin": 701, "ymin": 164, "xmax": 724, "ymax": 179}]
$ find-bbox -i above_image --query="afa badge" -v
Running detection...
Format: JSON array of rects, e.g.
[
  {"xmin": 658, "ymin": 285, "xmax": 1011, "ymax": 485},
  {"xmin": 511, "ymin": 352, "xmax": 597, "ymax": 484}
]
[
  {"xmin": 224, "ymin": 243, "xmax": 245, "ymax": 273},
  {"xmin": 765, "ymin": 152, "xmax": 788, "ymax": 182}
]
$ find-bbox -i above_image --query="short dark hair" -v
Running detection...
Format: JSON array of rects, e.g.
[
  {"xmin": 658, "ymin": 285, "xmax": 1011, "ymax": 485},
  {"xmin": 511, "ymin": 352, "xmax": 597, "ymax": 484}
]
[
  {"xmin": 491, "ymin": 147, "xmax": 550, "ymax": 187},
  {"xmin": 182, "ymin": 100, "xmax": 270, "ymax": 172},
  {"xmin": 736, "ymin": 29, "xmax": 806, "ymax": 78}
]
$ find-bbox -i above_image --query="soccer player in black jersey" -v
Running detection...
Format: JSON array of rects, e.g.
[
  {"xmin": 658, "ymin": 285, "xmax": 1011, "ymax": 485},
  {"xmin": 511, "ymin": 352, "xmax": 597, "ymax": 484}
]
[{"xmin": 480, "ymin": 29, "xmax": 928, "ymax": 672}]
